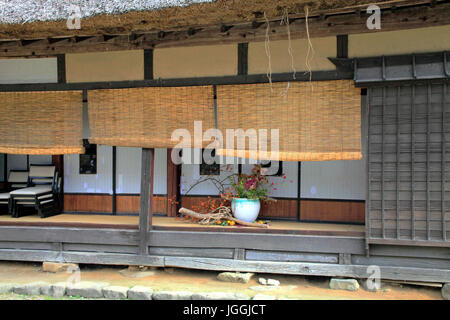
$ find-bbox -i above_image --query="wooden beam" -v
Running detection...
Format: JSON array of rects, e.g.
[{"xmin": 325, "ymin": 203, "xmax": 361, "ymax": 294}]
[
  {"xmin": 233, "ymin": 248, "xmax": 246, "ymax": 260},
  {"xmin": 163, "ymin": 256, "xmax": 450, "ymax": 283},
  {"xmin": 3, "ymin": 154, "xmax": 7, "ymax": 183},
  {"xmin": 237, "ymin": 43, "xmax": 248, "ymax": 76},
  {"xmin": 0, "ymin": 70, "xmax": 353, "ymax": 92},
  {"xmin": 139, "ymin": 148, "xmax": 154, "ymax": 255},
  {"xmin": 442, "ymin": 83, "xmax": 447, "ymax": 241},
  {"xmin": 112, "ymin": 146, "xmax": 117, "ymax": 215},
  {"xmin": 148, "ymin": 230, "xmax": 366, "ymax": 254},
  {"xmin": 367, "ymin": 238, "xmax": 450, "ymax": 248},
  {"xmin": 297, "ymin": 162, "xmax": 301, "ymax": 221},
  {"xmin": 56, "ymin": 54, "xmax": 66, "ymax": 83},
  {"xmin": 336, "ymin": 35, "xmax": 348, "ymax": 59},
  {"xmin": 143, "ymin": 49, "xmax": 153, "ymax": 80},
  {"xmin": 0, "ymin": 249, "xmax": 164, "ymax": 266},
  {"xmin": 0, "ymin": 2, "xmax": 449, "ymax": 57},
  {"xmin": 0, "ymin": 226, "xmax": 139, "ymax": 245},
  {"xmin": 166, "ymin": 149, "xmax": 180, "ymax": 217},
  {"xmin": 0, "ymin": 248, "xmax": 448, "ymax": 283}
]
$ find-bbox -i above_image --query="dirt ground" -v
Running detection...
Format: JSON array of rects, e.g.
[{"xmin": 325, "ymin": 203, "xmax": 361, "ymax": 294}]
[{"xmin": 0, "ymin": 261, "xmax": 443, "ymax": 300}]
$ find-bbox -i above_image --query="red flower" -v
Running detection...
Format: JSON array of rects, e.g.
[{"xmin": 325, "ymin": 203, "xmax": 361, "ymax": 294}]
[{"xmin": 244, "ymin": 178, "xmax": 258, "ymax": 190}]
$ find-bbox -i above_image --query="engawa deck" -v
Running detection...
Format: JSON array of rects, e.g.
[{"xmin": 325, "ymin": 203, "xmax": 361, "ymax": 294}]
[{"xmin": 0, "ymin": 214, "xmax": 365, "ymax": 237}]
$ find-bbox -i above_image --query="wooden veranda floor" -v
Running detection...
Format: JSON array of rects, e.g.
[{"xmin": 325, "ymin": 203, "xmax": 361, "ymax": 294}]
[{"xmin": 0, "ymin": 214, "xmax": 365, "ymax": 237}]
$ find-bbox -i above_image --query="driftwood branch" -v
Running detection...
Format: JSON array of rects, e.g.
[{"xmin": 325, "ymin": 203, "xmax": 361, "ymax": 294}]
[{"xmin": 179, "ymin": 207, "xmax": 269, "ymax": 228}]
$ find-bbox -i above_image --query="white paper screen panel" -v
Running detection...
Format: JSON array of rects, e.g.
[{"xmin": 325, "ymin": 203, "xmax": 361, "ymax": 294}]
[{"xmin": 0, "ymin": 58, "xmax": 57, "ymax": 84}]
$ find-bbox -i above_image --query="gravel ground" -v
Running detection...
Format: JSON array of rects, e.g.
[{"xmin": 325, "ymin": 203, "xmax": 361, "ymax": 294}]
[{"xmin": 0, "ymin": 261, "xmax": 444, "ymax": 300}]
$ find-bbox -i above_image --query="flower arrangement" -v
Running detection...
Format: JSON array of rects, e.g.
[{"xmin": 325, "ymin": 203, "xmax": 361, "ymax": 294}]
[
  {"xmin": 225, "ymin": 165, "xmax": 272, "ymax": 202},
  {"xmin": 173, "ymin": 163, "xmax": 293, "ymax": 227}
]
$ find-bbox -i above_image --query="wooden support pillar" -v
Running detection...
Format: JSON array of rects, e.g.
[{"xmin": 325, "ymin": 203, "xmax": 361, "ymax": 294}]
[
  {"xmin": 167, "ymin": 148, "xmax": 180, "ymax": 217},
  {"xmin": 139, "ymin": 148, "xmax": 154, "ymax": 255},
  {"xmin": 112, "ymin": 146, "xmax": 117, "ymax": 215}
]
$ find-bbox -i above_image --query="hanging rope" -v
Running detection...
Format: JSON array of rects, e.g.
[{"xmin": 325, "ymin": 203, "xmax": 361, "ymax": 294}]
[
  {"xmin": 281, "ymin": 8, "xmax": 296, "ymax": 80},
  {"xmin": 304, "ymin": 6, "xmax": 315, "ymax": 83},
  {"xmin": 264, "ymin": 12, "xmax": 273, "ymax": 92}
]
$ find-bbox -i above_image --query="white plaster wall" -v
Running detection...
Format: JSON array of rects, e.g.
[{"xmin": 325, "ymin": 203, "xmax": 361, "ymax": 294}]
[
  {"xmin": 180, "ymin": 149, "xmax": 239, "ymax": 196},
  {"xmin": 64, "ymin": 145, "xmax": 113, "ymax": 194},
  {"xmin": 300, "ymin": 160, "xmax": 365, "ymax": 200},
  {"xmin": 64, "ymin": 146, "xmax": 167, "ymax": 195},
  {"xmin": 241, "ymin": 161, "xmax": 298, "ymax": 198},
  {"xmin": 153, "ymin": 148, "xmax": 167, "ymax": 195},
  {"xmin": 116, "ymin": 147, "xmax": 141, "ymax": 194},
  {"xmin": 0, "ymin": 58, "xmax": 57, "ymax": 84},
  {"xmin": 115, "ymin": 147, "xmax": 167, "ymax": 195}
]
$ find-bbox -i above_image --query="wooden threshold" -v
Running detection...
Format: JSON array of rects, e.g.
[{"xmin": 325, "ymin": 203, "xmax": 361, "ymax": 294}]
[{"xmin": 0, "ymin": 214, "xmax": 365, "ymax": 237}]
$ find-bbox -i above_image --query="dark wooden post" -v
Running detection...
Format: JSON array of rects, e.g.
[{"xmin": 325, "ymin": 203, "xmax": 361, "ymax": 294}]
[
  {"xmin": 167, "ymin": 148, "xmax": 180, "ymax": 217},
  {"xmin": 139, "ymin": 148, "xmax": 154, "ymax": 255}
]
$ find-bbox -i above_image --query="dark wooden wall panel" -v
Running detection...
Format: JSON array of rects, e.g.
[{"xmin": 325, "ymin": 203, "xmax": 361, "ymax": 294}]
[
  {"xmin": 63, "ymin": 194, "xmax": 167, "ymax": 215},
  {"xmin": 260, "ymin": 199, "xmax": 297, "ymax": 219},
  {"xmin": 116, "ymin": 195, "xmax": 140, "ymax": 213},
  {"xmin": 300, "ymin": 200, "xmax": 365, "ymax": 223},
  {"xmin": 116, "ymin": 195, "xmax": 167, "ymax": 215},
  {"xmin": 64, "ymin": 194, "xmax": 113, "ymax": 213},
  {"xmin": 181, "ymin": 196, "xmax": 214, "ymax": 212},
  {"xmin": 181, "ymin": 196, "xmax": 297, "ymax": 219},
  {"xmin": 166, "ymin": 149, "xmax": 180, "ymax": 217}
]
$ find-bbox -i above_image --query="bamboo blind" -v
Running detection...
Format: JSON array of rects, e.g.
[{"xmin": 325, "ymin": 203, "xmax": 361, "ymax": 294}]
[
  {"xmin": 88, "ymin": 86, "xmax": 215, "ymax": 148},
  {"xmin": 0, "ymin": 91, "xmax": 84, "ymax": 155},
  {"xmin": 216, "ymin": 80, "xmax": 362, "ymax": 161}
]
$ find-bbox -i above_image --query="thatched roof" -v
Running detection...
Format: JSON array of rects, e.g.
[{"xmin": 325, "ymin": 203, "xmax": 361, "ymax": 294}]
[
  {"xmin": 0, "ymin": 0, "xmax": 408, "ymax": 40},
  {"xmin": 0, "ymin": 1, "xmax": 215, "ymax": 24}
]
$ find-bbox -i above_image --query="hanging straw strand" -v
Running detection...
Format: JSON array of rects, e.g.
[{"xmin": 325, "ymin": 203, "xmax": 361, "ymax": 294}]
[
  {"xmin": 304, "ymin": 6, "xmax": 315, "ymax": 83},
  {"xmin": 264, "ymin": 12, "xmax": 273, "ymax": 92},
  {"xmin": 282, "ymin": 8, "xmax": 296, "ymax": 80}
]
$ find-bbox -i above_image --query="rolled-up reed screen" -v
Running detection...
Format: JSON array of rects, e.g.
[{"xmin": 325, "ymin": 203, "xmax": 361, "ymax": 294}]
[
  {"xmin": 0, "ymin": 91, "xmax": 84, "ymax": 155},
  {"xmin": 216, "ymin": 80, "xmax": 362, "ymax": 161},
  {"xmin": 88, "ymin": 86, "xmax": 215, "ymax": 148}
]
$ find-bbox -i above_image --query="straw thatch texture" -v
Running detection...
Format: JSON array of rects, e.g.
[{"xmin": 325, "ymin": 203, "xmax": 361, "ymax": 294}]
[
  {"xmin": 0, "ymin": 91, "xmax": 84, "ymax": 155},
  {"xmin": 0, "ymin": 0, "xmax": 389, "ymax": 40},
  {"xmin": 216, "ymin": 80, "xmax": 362, "ymax": 161},
  {"xmin": 88, "ymin": 86, "xmax": 215, "ymax": 148}
]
